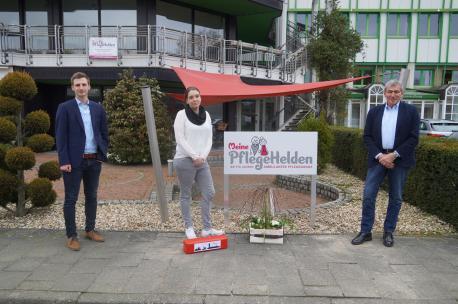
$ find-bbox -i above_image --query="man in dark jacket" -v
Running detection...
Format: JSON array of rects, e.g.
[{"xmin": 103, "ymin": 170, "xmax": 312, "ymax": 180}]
[
  {"xmin": 351, "ymin": 79, "xmax": 420, "ymax": 247},
  {"xmin": 55, "ymin": 72, "xmax": 109, "ymax": 251}
]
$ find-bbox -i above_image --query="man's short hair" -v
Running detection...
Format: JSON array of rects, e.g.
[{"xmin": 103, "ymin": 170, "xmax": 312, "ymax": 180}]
[
  {"xmin": 384, "ymin": 79, "xmax": 403, "ymax": 93},
  {"xmin": 71, "ymin": 72, "xmax": 90, "ymax": 86}
]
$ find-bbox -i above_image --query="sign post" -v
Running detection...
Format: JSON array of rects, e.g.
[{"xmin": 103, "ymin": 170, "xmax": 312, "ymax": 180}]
[
  {"xmin": 223, "ymin": 132, "xmax": 318, "ymax": 226},
  {"xmin": 141, "ymin": 86, "xmax": 168, "ymax": 223}
]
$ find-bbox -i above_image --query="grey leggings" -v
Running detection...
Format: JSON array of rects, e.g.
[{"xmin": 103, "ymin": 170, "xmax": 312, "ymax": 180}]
[{"xmin": 173, "ymin": 157, "xmax": 215, "ymax": 230}]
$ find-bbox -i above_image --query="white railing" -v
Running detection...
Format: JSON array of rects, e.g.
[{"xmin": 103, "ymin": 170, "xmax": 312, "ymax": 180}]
[{"xmin": 0, "ymin": 24, "xmax": 306, "ymax": 82}]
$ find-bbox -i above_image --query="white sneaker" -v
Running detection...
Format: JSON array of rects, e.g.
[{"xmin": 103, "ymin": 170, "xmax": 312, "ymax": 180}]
[
  {"xmin": 201, "ymin": 228, "xmax": 225, "ymax": 237},
  {"xmin": 185, "ymin": 227, "xmax": 196, "ymax": 239}
]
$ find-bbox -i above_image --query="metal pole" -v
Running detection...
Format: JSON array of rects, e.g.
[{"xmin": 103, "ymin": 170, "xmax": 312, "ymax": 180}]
[
  {"xmin": 310, "ymin": 175, "xmax": 317, "ymax": 227},
  {"xmin": 141, "ymin": 86, "xmax": 169, "ymax": 223},
  {"xmin": 223, "ymin": 174, "xmax": 230, "ymax": 227}
]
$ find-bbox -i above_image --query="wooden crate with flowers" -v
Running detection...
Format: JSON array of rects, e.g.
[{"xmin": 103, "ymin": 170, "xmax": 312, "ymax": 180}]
[{"xmin": 242, "ymin": 187, "xmax": 290, "ymax": 244}]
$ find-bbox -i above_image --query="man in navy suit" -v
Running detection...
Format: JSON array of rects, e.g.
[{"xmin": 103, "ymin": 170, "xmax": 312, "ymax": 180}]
[
  {"xmin": 351, "ymin": 79, "xmax": 420, "ymax": 247},
  {"xmin": 56, "ymin": 72, "xmax": 109, "ymax": 251}
]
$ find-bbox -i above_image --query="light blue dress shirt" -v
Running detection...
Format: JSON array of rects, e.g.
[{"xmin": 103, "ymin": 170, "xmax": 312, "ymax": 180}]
[
  {"xmin": 381, "ymin": 102, "xmax": 399, "ymax": 150},
  {"xmin": 76, "ymin": 98, "xmax": 97, "ymax": 154}
]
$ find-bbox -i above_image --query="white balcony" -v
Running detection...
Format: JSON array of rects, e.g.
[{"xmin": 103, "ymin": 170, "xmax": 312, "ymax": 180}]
[{"xmin": 0, "ymin": 25, "xmax": 307, "ymax": 84}]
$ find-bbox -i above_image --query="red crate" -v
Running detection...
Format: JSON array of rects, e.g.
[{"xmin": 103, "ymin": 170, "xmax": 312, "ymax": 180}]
[{"xmin": 183, "ymin": 235, "xmax": 228, "ymax": 254}]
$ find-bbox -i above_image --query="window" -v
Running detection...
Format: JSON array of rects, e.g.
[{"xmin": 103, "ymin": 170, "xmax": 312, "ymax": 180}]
[
  {"xmin": 387, "ymin": 14, "xmax": 409, "ymax": 37},
  {"xmin": 357, "ymin": 13, "xmax": 378, "ymax": 37},
  {"xmin": 350, "ymin": 101, "xmax": 361, "ymax": 128},
  {"xmin": 195, "ymin": 10, "xmax": 225, "ymax": 39},
  {"xmin": 414, "ymin": 69, "xmax": 433, "ymax": 86},
  {"xmin": 296, "ymin": 13, "xmax": 312, "ymax": 35},
  {"xmin": 444, "ymin": 70, "xmax": 458, "ymax": 84},
  {"xmin": 25, "ymin": 0, "xmax": 48, "ymax": 26},
  {"xmin": 368, "ymin": 85, "xmax": 384, "ymax": 110},
  {"xmin": 63, "ymin": 0, "xmax": 98, "ymax": 26},
  {"xmin": 383, "ymin": 68, "xmax": 401, "ymax": 84},
  {"xmin": 409, "ymin": 101, "xmax": 434, "ymax": 119},
  {"xmin": 355, "ymin": 67, "xmax": 374, "ymax": 86},
  {"xmin": 419, "ymin": 121, "xmax": 428, "ymax": 130},
  {"xmin": 0, "ymin": 1, "xmax": 19, "ymax": 25},
  {"xmin": 0, "ymin": 2, "xmax": 20, "ymax": 50},
  {"xmin": 101, "ymin": 0, "xmax": 136, "ymax": 26},
  {"xmin": 156, "ymin": 0, "xmax": 192, "ymax": 33},
  {"xmin": 418, "ymin": 13, "xmax": 439, "ymax": 37},
  {"xmin": 444, "ymin": 86, "xmax": 458, "ymax": 121},
  {"xmin": 100, "ymin": 0, "xmax": 137, "ymax": 51},
  {"xmin": 451, "ymin": 14, "xmax": 458, "ymax": 36},
  {"xmin": 25, "ymin": 0, "xmax": 49, "ymax": 51}
]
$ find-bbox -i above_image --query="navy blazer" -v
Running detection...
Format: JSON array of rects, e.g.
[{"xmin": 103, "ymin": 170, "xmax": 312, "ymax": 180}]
[
  {"xmin": 364, "ymin": 101, "xmax": 420, "ymax": 168},
  {"xmin": 55, "ymin": 99, "xmax": 109, "ymax": 168}
]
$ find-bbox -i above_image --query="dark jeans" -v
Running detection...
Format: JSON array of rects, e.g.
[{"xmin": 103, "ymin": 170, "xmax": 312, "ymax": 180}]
[
  {"xmin": 63, "ymin": 159, "xmax": 102, "ymax": 238},
  {"xmin": 361, "ymin": 163, "xmax": 409, "ymax": 234}
]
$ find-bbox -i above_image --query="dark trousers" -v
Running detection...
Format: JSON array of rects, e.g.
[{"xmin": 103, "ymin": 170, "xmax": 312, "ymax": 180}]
[
  {"xmin": 360, "ymin": 163, "xmax": 409, "ymax": 234},
  {"xmin": 63, "ymin": 159, "xmax": 102, "ymax": 238}
]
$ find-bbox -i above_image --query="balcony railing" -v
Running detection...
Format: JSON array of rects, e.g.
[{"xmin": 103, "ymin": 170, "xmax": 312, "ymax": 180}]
[{"xmin": 0, "ymin": 24, "xmax": 306, "ymax": 82}]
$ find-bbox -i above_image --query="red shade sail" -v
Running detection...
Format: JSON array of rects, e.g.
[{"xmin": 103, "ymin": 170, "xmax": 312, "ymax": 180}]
[{"xmin": 168, "ymin": 67, "xmax": 370, "ymax": 105}]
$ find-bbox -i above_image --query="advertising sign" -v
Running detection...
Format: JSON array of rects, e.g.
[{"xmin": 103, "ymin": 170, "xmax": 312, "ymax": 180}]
[
  {"xmin": 89, "ymin": 37, "xmax": 118, "ymax": 59},
  {"xmin": 224, "ymin": 132, "xmax": 317, "ymax": 175}
]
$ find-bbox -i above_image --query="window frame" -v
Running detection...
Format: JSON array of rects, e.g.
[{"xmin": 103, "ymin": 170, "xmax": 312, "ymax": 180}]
[
  {"xmin": 387, "ymin": 13, "xmax": 410, "ymax": 38},
  {"xmin": 382, "ymin": 67, "xmax": 402, "ymax": 83},
  {"xmin": 450, "ymin": 13, "xmax": 458, "ymax": 37},
  {"xmin": 356, "ymin": 13, "xmax": 379, "ymax": 38},
  {"xmin": 418, "ymin": 13, "xmax": 441, "ymax": 38},
  {"xmin": 414, "ymin": 69, "xmax": 434, "ymax": 87},
  {"xmin": 355, "ymin": 66, "xmax": 374, "ymax": 87}
]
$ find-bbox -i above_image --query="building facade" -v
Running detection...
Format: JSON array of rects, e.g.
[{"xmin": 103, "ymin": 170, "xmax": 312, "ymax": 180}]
[
  {"xmin": 0, "ymin": 0, "xmax": 308, "ymax": 142},
  {"xmin": 288, "ymin": 0, "xmax": 458, "ymax": 127}
]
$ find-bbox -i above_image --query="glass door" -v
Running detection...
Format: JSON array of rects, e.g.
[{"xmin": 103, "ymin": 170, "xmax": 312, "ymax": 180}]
[{"xmin": 239, "ymin": 100, "xmax": 258, "ymax": 131}]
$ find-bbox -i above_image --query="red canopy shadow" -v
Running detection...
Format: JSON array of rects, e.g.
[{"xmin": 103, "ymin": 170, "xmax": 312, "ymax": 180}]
[{"xmin": 168, "ymin": 67, "xmax": 370, "ymax": 105}]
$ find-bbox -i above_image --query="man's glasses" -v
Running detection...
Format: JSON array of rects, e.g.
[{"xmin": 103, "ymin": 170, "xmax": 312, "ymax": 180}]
[{"xmin": 386, "ymin": 90, "xmax": 402, "ymax": 94}]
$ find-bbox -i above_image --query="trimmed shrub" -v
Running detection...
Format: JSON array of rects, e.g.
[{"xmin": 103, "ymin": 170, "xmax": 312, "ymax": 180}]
[
  {"xmin": 0, "ymin": 96, "xmax": 22, "ymax": 115},
  {"xmin": 26, "ymin": 133, "xmax": 54, "ymax": 153},
  {"xmin": 27, "ymin": 177, "xmax": 56, "ymax": 207},
  {"xmin": 0, "ymin": 143, "xmax": 12, "ymax": 170},
  {"xmin": 24, "ymin": 110, "xmax": 51, "ymax": 135},
  {"xmin": 1, "ymin": 115, "xmax": 17, "ymax": 125},
  {"xmin": 404, "ymin": 138, "xmax": 458, "ymax": 229},
  {"xmin": 4, "ymin": 146, "xmax": 36, "ymax": 171},
  {"xmin": 0, "ymin": 169, "xmax": 18, "ymax": 206},
  {"xmin": 104, "ymin": 70, "xmax": 173, "ymax": 164},
  {"xmin": 38, "ymin": 160, "xmax": 61, "ymax": 181},
  {"xmin": 330, "ymin": 126, "xmax": 366, "ymax": 179},
  {"xmin": 297, "ymin": 116, "xmax": 334, "ymax": 173},
  {"xmin": 0, "ymin": 117, "xmax": 17, "ymax": 143},
  {"xmin": 0, "ymin": 71, "xmax": 37, "ymax": 101}
]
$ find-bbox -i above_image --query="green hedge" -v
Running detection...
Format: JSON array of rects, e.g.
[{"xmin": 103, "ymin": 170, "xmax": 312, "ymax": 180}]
[
  {"xmin": 331, "ymin": 126, "xmax": 366, "ymax": 179},
  {"xmin": 403, "ymin": 138, "xmax": 458, "ymax": 229},
  {"xmin": 297, "ymin": 116, "xmax": 334, "ymax": 174},
  {"xmin": 330, "ymin": 126, "xmax": 458, "ymax": 229}
]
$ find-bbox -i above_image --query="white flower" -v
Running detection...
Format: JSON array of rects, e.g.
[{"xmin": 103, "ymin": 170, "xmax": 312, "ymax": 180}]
[{"xmin": 271, "ymin": 220, "xmax": 280, "ymax": 226}]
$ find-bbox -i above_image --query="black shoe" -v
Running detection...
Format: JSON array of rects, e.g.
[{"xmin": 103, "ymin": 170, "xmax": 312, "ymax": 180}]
[
  {"xmin": 351, "ymin": 232, "xmax": 372, "ymax": 245},
  {"xmin": 383, "ymin": 232, "xmax": 394, "ymax": 247}
]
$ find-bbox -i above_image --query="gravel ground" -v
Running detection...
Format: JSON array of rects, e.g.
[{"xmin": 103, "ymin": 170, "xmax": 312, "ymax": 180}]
[{"xmin": 0, "ymin": 164, "xmax": 455, "ymax": 236}]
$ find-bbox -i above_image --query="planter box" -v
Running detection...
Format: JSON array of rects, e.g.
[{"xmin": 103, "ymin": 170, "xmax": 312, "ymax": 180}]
[{"xmin": 249, "ymin": 227, "xmax": 284, "ymax": 244}]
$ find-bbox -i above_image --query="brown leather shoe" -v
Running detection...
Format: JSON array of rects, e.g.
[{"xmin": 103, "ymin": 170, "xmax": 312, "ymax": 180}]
[
  {"xmin": 66, "ymin": 237, "xmax": 80, "ymax": 251},
  {"xmin": 85, "ymin": 230, "xmax": 105, "ymax": 242}
]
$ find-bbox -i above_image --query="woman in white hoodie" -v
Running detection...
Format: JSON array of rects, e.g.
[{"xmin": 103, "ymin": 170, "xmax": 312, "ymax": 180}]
[{"xmin": 173, "ymin": 86, "xmax": 224, "ymax": 239}]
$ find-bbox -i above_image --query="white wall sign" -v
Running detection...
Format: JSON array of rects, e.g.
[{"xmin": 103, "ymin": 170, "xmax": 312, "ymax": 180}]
[
  {"xmin": 224, "ymin": 131, "xmax": 318, "ymax": 175},
  {"xmin": 89, "ymin": 37, "xmax": 118, "ymax": 59}
]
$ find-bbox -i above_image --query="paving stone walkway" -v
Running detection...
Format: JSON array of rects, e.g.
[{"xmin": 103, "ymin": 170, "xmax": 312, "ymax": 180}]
[{"xmin": 0, "ymin": 229, "xmax": 457, "ymax": 303}]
